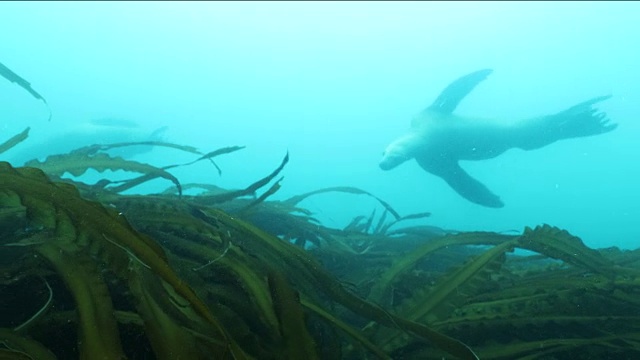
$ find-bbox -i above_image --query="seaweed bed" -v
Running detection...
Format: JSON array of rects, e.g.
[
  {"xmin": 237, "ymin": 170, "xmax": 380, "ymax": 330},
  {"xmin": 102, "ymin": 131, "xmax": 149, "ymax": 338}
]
[{"xmin": 2, "ymin": 126, "xmax": 640, "ymax": 360}]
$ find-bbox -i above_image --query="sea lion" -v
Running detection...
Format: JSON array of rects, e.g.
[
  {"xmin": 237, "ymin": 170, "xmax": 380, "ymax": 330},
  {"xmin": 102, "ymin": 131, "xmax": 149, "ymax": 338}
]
[
  {"xmin": 4, "ymin": 118, "xmax": 169, "ymax": 166},
  {"xmin": 379, "ymin": 69, "xmax": 617, "ymax": 208}
]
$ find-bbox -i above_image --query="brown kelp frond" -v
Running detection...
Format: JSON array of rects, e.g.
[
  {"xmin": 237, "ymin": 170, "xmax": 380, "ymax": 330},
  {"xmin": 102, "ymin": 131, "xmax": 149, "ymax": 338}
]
[
  {"xmin": 228, "ymin": 200, "xmax": 333, "ymax": 249},
  {"xmin": 13, "ymin": 276, "xmax": 53, "ymax": 333},
  {"xmin": 377, "ymin": 211, "xmax": 432, "ymax": 235},
  {"xmin": 343, "ymin": 215, "xmax": 368, "ymax": 233},
  {"xmin": 36, "ymin": 244, "xmax": 126, "ymax": 359},
  {"xmin": 401, "ymin": 241, "xmax": 515, "ymax": 322},
  {"xmin": 191, "ymin": 151, "xmax": 289, "ymax": 205},
  {"xmin": 342, "ymin": 210, "xmax": 433, "ymax": 239},
  {"xmin": 0, "ymin": 328, "xmax": 57, "ymax": 360},
  {"xmin": 176, "ymin": 145, "xmax": 246, "ymax": 175},
  {"xmin": 267, "ymin": 269, "xmax": 320, "ymax": 360},
  {"xmin": 0, "ymin": 161, "xmax": 245, "ymax": 359},
  {"xmin": 84, "ymin": 140, "xmax": 203, "ymax": 156},
  {"xmin": 199, "ymin": 207, "xmax": 479, "ymax": 359},
  {"xmin": 385, "ymin": 224, "xmax": 453, "ymax": 238},
  {"xmin": 236, "ymin": 176, "xmax": 284, "ymax": 214},
  {"xmin": 0, "ymin": 127, "xmax": 30, "ymax": 156},
  {"xmin": 367, "ymin": 241, "xmax": 515, "ymax": 352},
  {"xmin": 0, "ymin": 61, "xmax": 52, "ymax": 121},
  {"xmin": 4, "ymin": 133, "xmax": 640, "ymax": 359},
  {"xmin": 369, "ymin": 231, "xmax": 518, "ymax": 305},
  {"xmin": 300, "ymin": 297, "xmax": 392, "ymax": 360},
  {"xmin": 517, "ymin": 224, "xmax": 616, "ymax": 274},
  {"xmin": 283, "ymin": 186, "xmax": 402, "ymax": 220},
  {"xmin": 24, "ymin": 152, "xmax": 183, "ymax": 196}
]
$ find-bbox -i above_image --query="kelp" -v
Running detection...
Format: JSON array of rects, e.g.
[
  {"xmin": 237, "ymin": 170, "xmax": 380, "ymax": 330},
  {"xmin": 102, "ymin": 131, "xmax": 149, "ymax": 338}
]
[
  {"xmin": 24, "ymin": 152, "xmax": 184, "ymax": 196},
  {"xmin": 0, "ymin": 128, "xmax": 30, "ymax": 156},
  {"xmin": 20, "ymin": 141, "xmax": 248, "ymax": 197},
  {"xmin": 0, "ymin": 61, "xmax": 52, "ymax": 121},
  {"xmin": 368, "ymin": 231, "xmax": 517, "ymax": 306},
  {"xmin": 3, "ymin": 131, "xmax": 640, "ymax": 359},
  {"xmin": 35, "ymin": 244, "xmax": 126, "ymax": 359},
  {"xmin": 82, "ymin": 140, "xmax": 203, "ymax": 156},
  {"xmin": 0, "ymin": 328, "xmax": 56, "ymax": 360},
  {"xmin": 0, "ymin": 162, "xmax": 246, "ymax": 359},
  {"xmin": 517, "ymin": 224, "xmax": 616, "ymax": 275},
  {"xmin": 193, "ymin": 207, "xmax": 480, "ymax": 359},
  {"xmin": 188, "ymin": 152, "xmax": 289, "ymax": 206},
  {"xmin": 177, "ymin": 145, "xmax": 246, "ymax": 175},
  {"xmin": 267, "ymin": 269, "xmax": 320, "ymax": 360},
  {"xmin": 283, "ymin": 186, "xmax": 402, "ymax": 220}
]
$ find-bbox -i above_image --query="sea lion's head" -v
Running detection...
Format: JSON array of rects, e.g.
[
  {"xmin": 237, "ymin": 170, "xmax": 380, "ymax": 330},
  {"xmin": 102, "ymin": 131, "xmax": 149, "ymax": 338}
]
[{"xmin": 379, "ymin": 133, "xmax": 417, "ymax": 170}]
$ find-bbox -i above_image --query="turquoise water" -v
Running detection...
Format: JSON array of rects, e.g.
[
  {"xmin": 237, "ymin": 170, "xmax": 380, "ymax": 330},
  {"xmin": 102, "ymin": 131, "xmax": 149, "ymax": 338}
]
[{"xmin": 1, "ymin": 1, "xmax": 638, "ymax": 249}]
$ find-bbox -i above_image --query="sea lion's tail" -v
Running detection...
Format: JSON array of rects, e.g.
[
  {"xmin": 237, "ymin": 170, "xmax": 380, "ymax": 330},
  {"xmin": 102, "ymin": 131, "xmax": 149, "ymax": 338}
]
[{"xmin": 518, "ymin": 95, "xmax": 617, "ymax": 150}]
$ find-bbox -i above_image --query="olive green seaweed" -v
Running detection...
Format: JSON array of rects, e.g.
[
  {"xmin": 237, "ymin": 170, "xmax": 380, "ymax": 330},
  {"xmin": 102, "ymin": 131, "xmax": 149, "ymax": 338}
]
[{"xmin": 0, "ymin": 127, "xmax": 30, "ymax": 156}]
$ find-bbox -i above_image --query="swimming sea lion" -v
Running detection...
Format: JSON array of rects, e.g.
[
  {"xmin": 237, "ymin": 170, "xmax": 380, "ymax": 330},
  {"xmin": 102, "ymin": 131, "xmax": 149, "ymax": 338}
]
[
  {"xmin": 379, "ymin": 69, "xmax": 617, "ymax": 208},
  {"xmin": 4, "ymin": 118, "xmax": 169, "ymax": 166}
]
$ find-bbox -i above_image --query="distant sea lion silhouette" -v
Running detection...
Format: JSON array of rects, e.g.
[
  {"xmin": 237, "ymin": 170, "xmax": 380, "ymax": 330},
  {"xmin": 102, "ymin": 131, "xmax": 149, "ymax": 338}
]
[
  {"xmin": 379, "ymin": 69, "xmax": 617, "ymax": 208},
  {"xmin": 5, "ymin": 118, "xmax": 169, "ymax": 166}
]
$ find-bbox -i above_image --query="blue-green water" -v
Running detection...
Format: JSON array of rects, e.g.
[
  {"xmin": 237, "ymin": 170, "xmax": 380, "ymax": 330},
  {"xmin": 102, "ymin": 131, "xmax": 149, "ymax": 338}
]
[{"xmin": 1, "ymin": 1, "xmax": 638, "ymax": 249}]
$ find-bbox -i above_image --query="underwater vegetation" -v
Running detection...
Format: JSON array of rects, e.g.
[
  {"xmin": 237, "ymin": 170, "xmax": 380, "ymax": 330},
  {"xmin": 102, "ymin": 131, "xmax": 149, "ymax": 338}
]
[
  {"xmin": 0, "ymin": 61, "xmax": 51, "ymax": 121},
  {"xmin": 2, "ymin": 70, "xmax": 640, "ymax": 359}
]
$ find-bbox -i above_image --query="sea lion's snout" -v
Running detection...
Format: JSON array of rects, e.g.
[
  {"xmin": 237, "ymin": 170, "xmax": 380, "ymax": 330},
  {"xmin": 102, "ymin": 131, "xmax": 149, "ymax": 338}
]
[
  {"xmin": 379, "ymin": 158, "xmax": 393, "ymax": 171},
  {"xmin": 379, "ymin": 149, "xmax": 408, "ymax": 171}
]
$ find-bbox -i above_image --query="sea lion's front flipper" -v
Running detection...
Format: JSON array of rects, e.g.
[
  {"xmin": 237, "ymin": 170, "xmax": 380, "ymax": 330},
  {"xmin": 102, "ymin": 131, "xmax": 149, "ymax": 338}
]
[
  {"xmin": 417, "ymin": 157, "xmax": 504, "ymax": 208},
  {"xmin": 426, "ymin": 69, "xmax": 493, "ymax": 114}
]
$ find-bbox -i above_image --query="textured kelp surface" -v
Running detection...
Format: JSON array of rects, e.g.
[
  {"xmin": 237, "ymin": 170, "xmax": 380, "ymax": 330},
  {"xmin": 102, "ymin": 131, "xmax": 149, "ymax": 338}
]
[{"xmin": 2, "ymin": 126, "xmax": 640, "ymax": 360}]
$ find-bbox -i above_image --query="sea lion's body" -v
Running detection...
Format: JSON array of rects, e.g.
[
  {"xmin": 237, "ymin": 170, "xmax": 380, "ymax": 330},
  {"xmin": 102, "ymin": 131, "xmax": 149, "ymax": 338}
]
[
  {"xmin": 4, "ymin": 118, "xmax": 168, "ymax": 166},
  {"xmin": 380, "ymin": 69, "xmax": 616, "ymax": 208}
]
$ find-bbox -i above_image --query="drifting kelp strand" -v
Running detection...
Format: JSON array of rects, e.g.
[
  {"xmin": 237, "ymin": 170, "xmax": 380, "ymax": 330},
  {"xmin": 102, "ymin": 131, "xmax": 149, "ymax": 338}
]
[{"xmin": 0, "ymin": 127, "xmax": 30, "ymax": 156}]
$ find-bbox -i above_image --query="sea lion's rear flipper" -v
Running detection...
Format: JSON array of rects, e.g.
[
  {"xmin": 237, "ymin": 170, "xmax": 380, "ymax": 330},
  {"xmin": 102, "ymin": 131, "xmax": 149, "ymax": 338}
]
[
  {"xmin": 417, "ymin": 157, "xmax": 504, "ymax": 208},
  {"xmin": 553, "ymin": 95, "xmax": 617, "ymax": 137},
  {"xmin": 518, "ymin": 95, "xmax": 617, "ymax": 151},
  {"xmin": 426, "ymin": 69, "xmax": 493, "ymax": 114}
]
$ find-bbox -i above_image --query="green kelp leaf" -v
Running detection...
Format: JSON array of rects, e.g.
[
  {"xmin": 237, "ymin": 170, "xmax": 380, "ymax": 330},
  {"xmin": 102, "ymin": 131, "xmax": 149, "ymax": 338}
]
[
  {"xmin": 24, "ymin": 152, "xmax": 182, "ymax": 195},
  {"xmin": 283, "ymin": 186, "xmax": 401, "ymax": 220},
  {"xmin": 0, "ymin": 127, "xmax": 30, "ymax": 156}
]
